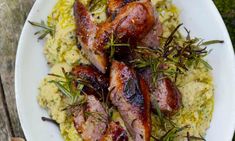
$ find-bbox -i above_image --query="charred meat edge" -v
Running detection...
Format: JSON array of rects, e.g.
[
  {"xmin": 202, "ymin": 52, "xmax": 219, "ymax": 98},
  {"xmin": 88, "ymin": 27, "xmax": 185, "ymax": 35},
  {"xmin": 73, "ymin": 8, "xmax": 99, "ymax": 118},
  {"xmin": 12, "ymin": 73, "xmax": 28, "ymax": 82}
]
[
  {"xmin": 109, "ymin": 60, "xmax": 150, "ymax": 141},
  {"xmin": 101, "ymin": 121, "xmax": 129, "ymax": 141}
]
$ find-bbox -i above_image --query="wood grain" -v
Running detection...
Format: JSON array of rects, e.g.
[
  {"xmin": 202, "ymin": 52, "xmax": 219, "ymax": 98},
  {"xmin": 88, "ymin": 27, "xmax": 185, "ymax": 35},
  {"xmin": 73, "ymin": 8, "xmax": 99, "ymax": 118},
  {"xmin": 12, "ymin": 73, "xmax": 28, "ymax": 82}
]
[
  {"xmin": 0, "ymin": 76, "xmax": 12, "ymax": 141},
  {"xmin": 0, "ymin": 0, "xmax": 35, "ymax": 140}
]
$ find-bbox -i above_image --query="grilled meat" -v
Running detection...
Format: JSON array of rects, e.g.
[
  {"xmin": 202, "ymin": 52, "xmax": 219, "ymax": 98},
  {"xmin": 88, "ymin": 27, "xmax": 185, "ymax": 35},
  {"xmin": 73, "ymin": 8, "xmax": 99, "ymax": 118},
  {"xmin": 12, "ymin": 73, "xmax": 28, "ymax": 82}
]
[
  {"xmin": 73, "ymin": 95, "xmax": 108, "ymax": 141},
  {"xmin": 74, "ymin": 1, "xmax": 107, "ymax": 73},
  {"xmin": 111, "ymin": 1, "xmax": 155, "ymax": 41},
  {"xmin": 74, "ymin": 0, "xmax": 155, "ymax": 73},
  {"xmin": 107, "ymin": 0, "xmax": 134, "ymax": 16},
  {"xmin": 139, "ymin": 15, "xmax": 163, "ymax": 49},
  {"xmin": 71, "ymin": 65, "xmax": 109, "ymax": 97},
  {"xmin": 109, "ymin": 60, "xmax": 150, "ymax": 141},
  {"xmin": 140, "ymin": 68, "xmax": 181, "ymax": 116},
  {"xmin": 107, "ymin": 0, "xmax": 163, "ymax": 48},
  {"xmin": 101, "ymin": 121, "xmax": 128, "ymax": 141}
]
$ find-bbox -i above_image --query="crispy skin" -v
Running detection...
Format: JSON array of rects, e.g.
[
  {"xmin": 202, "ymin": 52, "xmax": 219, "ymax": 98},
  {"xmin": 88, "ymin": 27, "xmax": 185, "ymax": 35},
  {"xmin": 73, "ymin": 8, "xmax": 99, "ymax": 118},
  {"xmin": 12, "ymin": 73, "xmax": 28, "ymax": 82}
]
[
  {"xmin": 95, "ymin": 0, "xmax": 156, "ymax": 47},
  {"xmin": 101, "ymin": 122, "xmax": 128, "ymax": 141},
  {"xmin": 140, "ymin": 68, "xmax": 181, "ymax": 116},
  {"xmin": 113, "ymin": 1, "xmax": 155, "ymax": 40},
  {"xmin": 71, "ymin": 65, "xmax": 109, "ymax": 96},
  {"xmin": 110, "ymin": 61, "xmax": 150, "ymax": 141},
  {"xmin": 74, "ymin": 0, "xmax": 155, "ymax": 73},
  {"xmin": 73, "ymin": 95, "xmax": 108, "ymax": 141},
  {"xmin": 74, "ymin": 1, "xmax": 107, "ymax": 73},
  {"xmin": 107, "ymin": 0, "xmax": 163, "ymax": 48},
  {"xmin": 107, "ymin": 0, "xmax": 134, "ymax": 16}
]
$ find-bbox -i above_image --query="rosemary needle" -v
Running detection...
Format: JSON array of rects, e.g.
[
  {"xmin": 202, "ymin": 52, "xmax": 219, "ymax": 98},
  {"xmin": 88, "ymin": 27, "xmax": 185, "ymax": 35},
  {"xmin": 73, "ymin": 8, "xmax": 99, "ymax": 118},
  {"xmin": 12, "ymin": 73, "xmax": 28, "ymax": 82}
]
[{"xmin": 29, "ymin": 20, "xmax": 55, "ymax": 40}]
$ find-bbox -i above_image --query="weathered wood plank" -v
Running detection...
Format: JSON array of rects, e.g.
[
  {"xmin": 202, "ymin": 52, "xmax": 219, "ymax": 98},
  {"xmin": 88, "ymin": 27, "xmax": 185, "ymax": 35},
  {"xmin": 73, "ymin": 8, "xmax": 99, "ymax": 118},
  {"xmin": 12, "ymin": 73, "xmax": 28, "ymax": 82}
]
[
  {"xmin": 0, "ymin": 0, "xmax": 35, "ymax": 139},
  {"xmin": 0, "ymin": 76, "xmax": 12, "ymax": 141}
]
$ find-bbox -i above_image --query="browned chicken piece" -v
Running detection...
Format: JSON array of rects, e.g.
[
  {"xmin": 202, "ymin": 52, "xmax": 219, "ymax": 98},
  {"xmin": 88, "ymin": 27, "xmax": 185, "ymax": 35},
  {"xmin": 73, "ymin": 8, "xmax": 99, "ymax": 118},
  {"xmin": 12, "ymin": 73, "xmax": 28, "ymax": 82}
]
[
  {"xmin": 140, "ymin": 68, "xmax": 181, "ymax": 116},
  {"xmin": 74, "ymin": 1, "xmax": 107, "ymax": 73},
  {"xmin": 107, "ymin": 0, "xmax": 163, "ymax": 48},
  {"xmin": 74, "ymin": 0, "xmax": 155, "ymax": 73},
  {"xmin": 94, "ymin": 0, "xmax": 156, "ymax": 46},
  {"xmin": 73, "ymin": 95, "xmax": 108, "ymax": 141},
  {"xmin": 111, "ymin": 1, "xmax": 155, "ymax": 41},
  {"xmin": 101, "ymin": 121, "xmax": 128, "ymax": 141},
  {"xmin": 107, "ymin": 0, "xmax": 134, "ymax": 16},
  {"xmin": 71, "ymin": 65, "xmax": 109, "ymax": 96},
  {"xmin": 139, "ymin": 15, "xmax": 163, "ymax": 49},
  {"xmin": 109, "ymin": 60, "xmax": 151, "ymax": 141}
]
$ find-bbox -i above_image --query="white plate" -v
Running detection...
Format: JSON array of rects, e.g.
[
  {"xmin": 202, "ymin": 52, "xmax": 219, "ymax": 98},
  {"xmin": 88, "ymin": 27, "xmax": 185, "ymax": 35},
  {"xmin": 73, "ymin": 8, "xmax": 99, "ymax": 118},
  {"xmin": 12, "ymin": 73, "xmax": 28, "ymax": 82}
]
[{"xmin": 15, "ymin": 0, "xmax": 235, "ymax": 140}]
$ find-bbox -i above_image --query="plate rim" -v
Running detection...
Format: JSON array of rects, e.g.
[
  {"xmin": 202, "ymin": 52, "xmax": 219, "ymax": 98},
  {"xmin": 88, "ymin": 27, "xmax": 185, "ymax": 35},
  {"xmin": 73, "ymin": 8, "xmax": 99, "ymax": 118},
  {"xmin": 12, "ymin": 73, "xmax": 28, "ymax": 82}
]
[{"xmin": 15, "ymin": 0, "xmax": 235, "ymax": 140}]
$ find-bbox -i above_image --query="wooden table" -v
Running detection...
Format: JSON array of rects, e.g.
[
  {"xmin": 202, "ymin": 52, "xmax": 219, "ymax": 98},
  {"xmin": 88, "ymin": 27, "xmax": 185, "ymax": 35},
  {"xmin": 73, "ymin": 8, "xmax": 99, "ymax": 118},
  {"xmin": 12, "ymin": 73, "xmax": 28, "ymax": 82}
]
[
  {"xmin": 0, "ymin": 0, "xmax": 234, "ymax": 141},
  {"xmin": 0, "ymin": 0, "xmax": 35, "ymax": 140}
]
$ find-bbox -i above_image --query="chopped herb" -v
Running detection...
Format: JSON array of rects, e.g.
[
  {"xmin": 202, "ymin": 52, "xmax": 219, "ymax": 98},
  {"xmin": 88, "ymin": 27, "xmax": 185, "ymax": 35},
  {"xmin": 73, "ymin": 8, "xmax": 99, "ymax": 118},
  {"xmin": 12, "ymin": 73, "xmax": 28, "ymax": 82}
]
[{"xmin": 28, "ymin": 20, "xmax": 55, "ymax": 40}]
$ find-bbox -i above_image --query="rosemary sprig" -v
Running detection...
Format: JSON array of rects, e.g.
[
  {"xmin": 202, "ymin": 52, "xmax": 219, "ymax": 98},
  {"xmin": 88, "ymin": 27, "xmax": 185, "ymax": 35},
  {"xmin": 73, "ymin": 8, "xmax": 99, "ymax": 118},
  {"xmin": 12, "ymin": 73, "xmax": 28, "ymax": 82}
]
[
  {"xmin": 29, "ymin": 20, "xmax": 55, "ymax": 40},
  {"xmin": 152, "ymin": 98, "xmax": 165, "ymax": 127},
  {"xmin": 41, "ymin": 117, "xmax": 59, "ymax": 126},
  {"xmin": 84, "ymin": 111, "xmax": 107, "ymax": 123},
  {"xmin": 104, "ymin": 33, "xmax": 130, "ymax": 59},
  {"xmin": 132, "ymin": 24, "xmax": 224, "ymax": 82},
  {"xmin": 186, "ymin": 132, "xmax": 206, "ymax": 141},
  {"xmin": 49, "ymin": 68, "xmax": 86, "ymax": 104},
  {"xmin": 160, "ymin": 125, "xmax": 190, "ymax": 141}
]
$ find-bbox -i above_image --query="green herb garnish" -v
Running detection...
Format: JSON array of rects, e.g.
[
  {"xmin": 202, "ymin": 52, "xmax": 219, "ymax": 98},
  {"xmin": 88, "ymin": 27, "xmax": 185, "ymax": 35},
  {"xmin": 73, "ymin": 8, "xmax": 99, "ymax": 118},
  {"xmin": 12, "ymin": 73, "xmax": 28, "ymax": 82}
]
[
  {"xmin": 132, "ymin": 24, "xmax": 224, "ymax": 83},
  {"xmin": 49, "ymin": 68, "xmax": 85, "ymax": 104},
  {"xmin": 160, "ymin": 125, "xmax": 190, "ymax": 141},
  {"xmin": 104, "ymin": 33, "xmax": 130, "ymax": 59},
  {"xmin": 84, "ymin": 111, "xmax": 107, "ymax": 122},
  {"xmin": 29, "ymin": 20, "xmax": 55, "ymax": 40},
  {"xmin": 41, "ymin": 117, "xmax": 59, "ymax": 126},
  {"xmin": 186, "ymin": 132, "xmax": 206, "ymax": 141}
]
